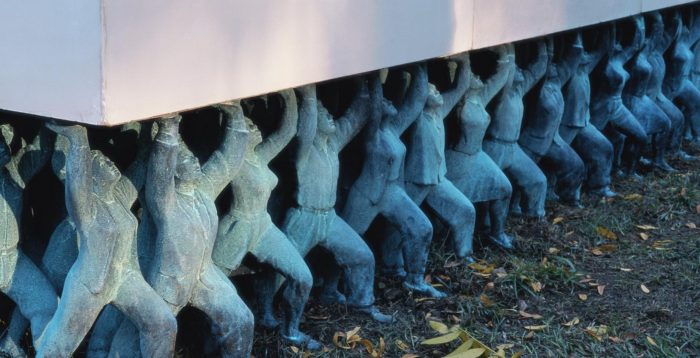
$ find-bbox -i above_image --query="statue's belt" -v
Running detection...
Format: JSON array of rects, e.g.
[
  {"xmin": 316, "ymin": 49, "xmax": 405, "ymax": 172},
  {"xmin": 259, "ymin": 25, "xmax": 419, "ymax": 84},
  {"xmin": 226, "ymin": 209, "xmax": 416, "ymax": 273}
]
[
  {"xmin": 0, "ymin": 245, "xmax": 18, "ymax": 256},
  {"xmin": 297, "ymin": 206, "xmax": 334, "ymax": 215},
  {"xmin": 484, "ymin": 136, "xmax": 517, "ymax": 145}
]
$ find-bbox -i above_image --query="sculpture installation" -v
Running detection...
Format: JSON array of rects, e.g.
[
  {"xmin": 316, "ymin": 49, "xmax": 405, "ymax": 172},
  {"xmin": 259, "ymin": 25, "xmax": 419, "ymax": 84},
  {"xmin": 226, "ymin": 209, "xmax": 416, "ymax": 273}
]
[
  {"xmin": 664, "ymin": 10, "xmax": 700, "ymax": 145},
  {"xmin": 268, "ymin": 83, "xmax": 392, "ymax": 322},
  {"xmin": 445, "ymin": 45, "xmax": 515, "ymax": 249},
  {"xmin": 624, "ymin": 16, "xmax": 676, "ymax": 173},
  {"xmin": 211, "ymin": 90, "xmax": 322, "ymax": 349},
  {"xmin": 342, "ymin": 69, "xmax": 440, "ymax": 297},
  {"xmin": 37, "ymin": 124, "xmax": 177, "ymax": 358},
  {"xmin": 647, "ymin": 11, "xmax": 689, "ymax": 161},
  {"xmin": 483, "ymin": 40, "xmax": 549, "ymax": 218},
  {"xmin": 519, "ymin": 36, "xmax": 585, "ymax": 207},
  {"xmin": 380, "ymin": 55, "xmax": 478, "ymax": 268},
  {"xmin": 560, "ymin": 30, "xmax": 618, "ymax": 198},
  {"xmin": 106, "ymin": 109, "xmax": 255, "ymax": 357},
  {"xmin": 0, "ymin": 124, "xmax": 57, "ymax": 353},
  {"xmin": 590, "ymin": 21, "xmax": 647, "ymax": 178}
]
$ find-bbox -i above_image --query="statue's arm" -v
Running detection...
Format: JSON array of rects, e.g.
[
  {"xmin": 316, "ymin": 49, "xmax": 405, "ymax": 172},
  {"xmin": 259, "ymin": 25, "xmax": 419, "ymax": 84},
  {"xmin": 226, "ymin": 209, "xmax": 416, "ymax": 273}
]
[
  {"xmin": 200, "ymin": 102, "xmax": 250, "ymax": 199},
  {"xmin": 558, "ymin": 35, "xmax": 584, "ymax": 85},
  {"xmin": 11, "ymin": 125, "xmax": 54, "ymax": 188},
  {"xmin": 391, "ymin": 63, "xmax": 429, "ymax": 134},
  {"xmin": 145, "ymin": 116, "xmax": 180, "ymax": 217},
  {"xmin": 688, "ymin": 8, "xmax": 700, "ymax": 46},
  {"xmin": 585, "ymin": 30, "xmax": 609, "ymax": 74},
  {"xmin": 255, "ymin": 89, "xmax": 298, "ymax": 164},
  {"xmin": 46, "ymin": 124, "xmax": 94, "ymax": 227},
  {"xmin": 335, "ymin": 79, "xmax": 371, "ymax": 149},
  {"xmin": 482, "ymin": 44, "xmax": 515, "ymax": 102},
  {"xmin": 522, "ymin": 40, "xmax": 549, "ymax": 92},
  {"xmin": 438, "ymin": 54, "xmax": 471, "ymax": 119},
  {"xmin": 622, "ymin": 16, "xmax": 644, "ymax": 63},
  {"xmin": 296, "ymin": 85, "xmax": 318, "ymax": 165},
  {"xmin": 366, "ymin": 72, "xmax": 383, "ymax": 136},
  {"xmin": 115, "ymin": 122, "xmax": 153, "ymax": 207}
]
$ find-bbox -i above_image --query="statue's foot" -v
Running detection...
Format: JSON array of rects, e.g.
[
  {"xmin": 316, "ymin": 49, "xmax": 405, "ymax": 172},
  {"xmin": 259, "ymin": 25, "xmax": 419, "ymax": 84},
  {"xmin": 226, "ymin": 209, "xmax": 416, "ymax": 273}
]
[
  {"xmin": 282, "ymin": 332, "xmax": 322, "ymax": 351},
  {"xmin": 653, "ymin": 160, "xmax": 677, "ymax": 173},
  {"xmin": 0, "ymin": 335, "xmax": 25, "ymax": 358},
  {"xmin": 590, "ymin": 186, "xmax": 617, "ymax": 198},
  {"xmin": 403, "ymin": 279, "xmax": 447, "ymax": 298},
  {"xmin": 675, "ymin": 150, "xmax": 696, "ymax": 161},
  {"xmin": 380, "ymin": 266, "xmax": 407, "ymax": 278},
  {"xmin": 561, "ymin": 198, "xmax": 584, "ymax": 209},
  {"xmin": 638, "ymin": 157, "xmax": 653, "ymax": 167},
  {"xmin": 546, "ymin": 190, "xmax": 560, "ymax": 201},
  {"xmin": 352, "ymin": 305, "xmax": 395, "ymax": 324},
  {"xmin": 318, "ymin": 289, "xmax": 347, "ymax": 306},
  {"xmin": 488, "ymin": 233, "xmax": 514, "ymax": 250},
  {"xmin": 462, "ymin": 255, "xmax": 476, "ymax": 264}
]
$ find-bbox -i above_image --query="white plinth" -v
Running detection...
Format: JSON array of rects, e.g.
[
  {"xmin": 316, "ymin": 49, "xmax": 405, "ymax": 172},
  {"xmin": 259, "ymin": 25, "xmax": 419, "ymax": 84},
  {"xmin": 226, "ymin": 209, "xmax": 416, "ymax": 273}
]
[{"xmin": 0, "ymin": 0, "xmax": 696, "ymax": 126}]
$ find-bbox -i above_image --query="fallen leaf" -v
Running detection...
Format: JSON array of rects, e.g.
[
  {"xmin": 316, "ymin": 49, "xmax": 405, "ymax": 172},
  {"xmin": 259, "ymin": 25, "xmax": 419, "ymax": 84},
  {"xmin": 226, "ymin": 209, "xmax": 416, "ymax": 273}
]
[
  {"xmin": 524, "ymin": 332, "xmax": 535, "ymax": 340},
  {"xmin": 548, "ymin": 247, "xmax": 560, "ymax": 254},
  {"xmin": 636, "ymin": 224, "xmax": 658, "ymax": 230},
  {"xmin": 563, "ymin": 317, "xmax": 580, "ymax": 327},
  {"xmin": 512, "ymin": 351, "xmax": 525, "ymax": 358},
  {"xmin": 591, "ymin": 248, "xmax": 604, "ymax": 256},
  {"xmin": 290, "ymin": 346, "xmax": 299, "ymax": 353},
  {"xmin": 596, "ymin": 226, "xmax": 618, "ymax": 240},
  {"xmin": 609, "ymin": 336, "xmax": 623, "ymax": 343},
  {"xmin": 519, "ymin": 311, "xmax": 544, "ymax": 320},
  {"xmin": 524, "ymin": 325, "xmax": 547, "ymax": 331},
  {"xmin": 578, "ymin": 293, "xmax": 588, "ymax": 301},
  {"xmin": 696, "ymin": 204, "xmax": 700, "ymax": 214},
  {"xmin": 480, "ymin": 294, "xmax": 495, "ymax": 307},
  {"xmin": 620, "ymin": 268, "xmax": 632, "ymax": 272},
  {"xmin": 647, "ymin": 336, "xmax": 658, "ymax": 347},
  {"xmin": 585, "ymin": 325, "xmax": 609, "ymax": 341},
  {"xmin": 493, "ymin": 267, "xmax": 508, "ymax": 278},
  {"xmin": 421, "ymin": 331, "xmax": 461, "ymax": 345},
  {"xmin": 401, "ymin": 355, "xmax": 420, "ymax": 358},
  {"xmin": 597, "ymin": 285, "xmax": 606, "ymax": 296},
  {"xmin": 414, "ymin": 297, "xmax": 436, "ymax": 303},
  {"xmin": 623, "ymin": 193, "xmax": 643, "ymax": 200},
  {"xmin": 552, "ymin": 217, "xmax": 564, "ymax": 225},
  {"xmin": 641, "ymin": 284, "xmax": 650, "ymax": 294},
  {"xmin": 428, "ymin": 320, "xmax": 449, "ymax": 334},
  {"xmin": 485, "ymin": 282, "xmax": 495, "ymax": 291},
  {"xmin": 445, "ymin": 348, "xmax": 485, "ymax": 358},
  {"xmin": 396, "ymin": 340, "xmax": 410, "ymax": 352},
  {"xmin": 687, "ymin": 222, "xmax": 697, "ymax": 229},
  {"xmin": 333, "ymin": 332, "xmax": 352, "ymax": 349},
  {"xmin": 529, "ymin": 281, "xmax": 542, "ymax": 293},
  {"xmin": 639, "ymin": 232, "xmax": 649, "ymax": 240},
  {"xmin": 592, "ymin": 244, "xmax": 618, "ymax": 255},
  {"xmin": 496, "ymin": 344, "xmax": 514, "ymax": 350}
]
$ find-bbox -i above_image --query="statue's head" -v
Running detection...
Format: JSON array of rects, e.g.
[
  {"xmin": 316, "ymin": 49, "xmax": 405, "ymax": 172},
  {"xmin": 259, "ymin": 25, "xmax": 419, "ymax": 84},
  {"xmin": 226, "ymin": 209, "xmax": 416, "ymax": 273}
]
[
  {"xmin": 381, "ymin": 98, "xmax": 398, "ymax": 118},
  {"xmin": 91, "ymin": 151, "xmax": 121, "ymax": 190},
  {"xmin": 425, "ymin": 83, "xmax": 444, "ymax": 109},
  {"xmin": 316, "ymin": 101, "xmax": 337, "ymax": 135},
  {"xmin": 512, "ymin": 69, "xmax": 525, "ymax": 87},
  {"xmin": 175, "ymin": 144, "xmax": 202, "ymax": 186},
  {"xmin": 546, "ymin": 62, "xmax": 558, "ymax": 78},
  {"xmin": 245, "ymin": 117, "xmax": 263, "ymax": 148},
  {"xmin": 469, "ymin": 75, "xmax": 484, "ymax": 90},
  {"xmin": 649, "ymin": 12, "xmax": 663, "ymax": 36}
]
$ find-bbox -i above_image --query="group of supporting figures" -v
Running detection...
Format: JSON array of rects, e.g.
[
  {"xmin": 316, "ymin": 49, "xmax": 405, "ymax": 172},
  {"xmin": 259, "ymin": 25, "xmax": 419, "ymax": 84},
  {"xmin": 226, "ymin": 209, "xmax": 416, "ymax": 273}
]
[{"xmin": 1, "ymin": 7, "xmax": 700, "ymax": 357}]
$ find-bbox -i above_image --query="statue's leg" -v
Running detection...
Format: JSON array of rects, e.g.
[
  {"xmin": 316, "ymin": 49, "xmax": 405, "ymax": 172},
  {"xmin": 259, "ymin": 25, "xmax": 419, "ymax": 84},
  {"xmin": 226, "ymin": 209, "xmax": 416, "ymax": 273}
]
[
  {"xmin": 540, "ymin": 141, "xmax": 584, "ymax": 206},
  {"xmin": 341, "ymin": 189, "xmax": 380, "ymax": 237},
  {"xmin": 250, "ymin": 227, "xmax": 318, "ymax": 349},
  {"xmin": 603, "ymin": 125, "xmax": 625, "ymax": 175},
  {"xmin": 677, "ymin": 81, "xmax": 700, "ymax": 140},
  {"xmin": 40, "ymin": 220, "xmax": 79, "ymax": 292},
  {"xmin": 35, "ymin": 268, "xmax": 105, "ymax": 357},
  {"xmin": 609, "ymin": 107, "xmax": 647, "ymax": 177},
  {"xmin": 505, "ymin": 146, "xmax": 547, "ymax": 218},
  {"xmin": 656, "ymin": 95, "xmax": 688, "ymax": 157},
  {"xmin": 105, "ymin": 320, "xmax": 140, "ymax": 358},
  {"xmin": 424, "ymin": 180, "xmax": 476, "ymax": 261},
  {"xmin": 0, "ymin": 308, "xmax": 29, "ymax": 358},
  {"xmin": 572, "ymin": 125, "xmax": 614, "ymax": 195},
  {"xmin": 380, "ymin": 183, "xmax": 428, "ymax": 277},
  {"xmin": 6, "ymin": 251, "xmax": 57, "ymax": 346},
  {"xmin": 87, "ymin": 306, "xmax": 125, "ymax": 358},
  {"xmin": 380, "ymin": 185, "xmax": 443, "ymax": 298},
  {"xmin": 111, "ymin": 270, "xmax": 177, "ymax": 358},
  {"xmin": 190, "ymin": 263, "xmax": 254, "ymax": 358}
]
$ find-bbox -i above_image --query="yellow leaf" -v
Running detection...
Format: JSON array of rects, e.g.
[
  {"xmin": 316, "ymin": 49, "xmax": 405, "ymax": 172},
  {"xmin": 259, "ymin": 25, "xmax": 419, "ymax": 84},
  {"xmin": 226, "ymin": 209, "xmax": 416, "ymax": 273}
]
[
  {"xmin": 639, "ymin": 232, "xmax": 649, "ymax": 240},
  {"xmin": 636, "ymin": 225, "xmax": 658, "ymax": 230},
  {"xmin": 524, "ymin": 325, "xmax": 547, "ymax": 331},
  {"xmin": 620, "ymin": 268, "xmax": 632, "ymax": 272},
  {"xmin": 480, "ymin": 294, "xmax": 495, "ymax": 307},
  {"xmin": 445, "ymin": 348, "xmax": 486, "ymax": 358},
  {"xmin": 414, "ymin": 297, "xmax": 436, "ymax": 303},
  {"xmin": 596, "ymin": 227, "xmax": 618, "ymax": 240},
  {"xmin": 448, "ymin": 339, "xmax": 474, "ymax": 354},
  {"xmin": 647, "ymin": 336, "xmax": 658, "ymax": 347},
  {"xmin": 548, "ymin": 247, "xmax": 560, "ymax": 254},
  {"xmin": 401, "ymin": 355, "xmax": 420, "ymax": 358},
  {"xmin": 428, "ymin": 320, "xmax": 449, "ymax": 334},
  {"xmin": 396, "ymin": 339, "xmax": 410, "ymax": 352},
  {"xmin": 687, "ymin": 222, "xmax": 697, "ymax": 229},
  {"xmin": 597, "ymin": 285, "xmax": 606, "ymax": 296},
  {"xmin": 623, "ymin": 193, "xmax": 643, "ymax": 200},
  {"xmin": 485, "ymin": 282, "xmax": 495, "ymax": 291},
  {"xmin": 333, "ymin": 332, "xmax": 351, "ymax": 349},
  {"xmin": 519, "ymin": 311, "xmax": 543, "ymax": 320},
  {"xmin": 290, "ymin": 346, "xmax": 299, "ymax": 353},
  {"xmin": 641, "ymin": 284, "xmax": 650, "ymax": 293},
  {"xmin": 552, "ymin": 217, "xmax": 564, "ymax": 225},
  {"xmin": 578, "ymin": 293, "xmax": 588, "ymax": 301},
  {"xmin": 563, "ymin": 317, "xmax": 580, "ymax": 327},
  {"xmin": 585, "ymin": 325, "xmax": 608, "ymax": 341},
  {"xmin": 590, "ymin": 248, "xmax": 604, "ymax": 256},
  {"xmin": 421, "ymin": 331, "xmax": 461, "ymax": 345},
  {"xmin": 529, "ymin": 281, "xmax": 542, "ymax": 292},
  {"xmin": 512, "ymin": 351, "xmax": 524, "ymax": 358}
]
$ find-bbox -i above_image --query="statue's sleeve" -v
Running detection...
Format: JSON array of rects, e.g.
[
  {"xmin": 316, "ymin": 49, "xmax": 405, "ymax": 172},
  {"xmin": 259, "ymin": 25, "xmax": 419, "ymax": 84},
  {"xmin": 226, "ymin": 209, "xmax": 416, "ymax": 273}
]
[
  {"xmin": 392, "ymin": 64, "xmax": 429, "ymax": 134},
  {"xmin": 145, "ymin": 118, "xmax": 179, "ymax": 219},
  {"xmin": 115, "ymin": 122, "xmax": 153, "ymax": 207},
  {"xmin": 10, "ymin": 127, "xmax": 54, "ymax": 189},
  {"xmin": 335, "ymin": 82, "xmax": 370, "ymax": 149},
  {"xmin": 482, "ymin": 48, "xmax": 514, "ymax": 103},
  {"xmin": 200, "ymin": 103, "xmax": 249, "ymax": 199},
  {"xmin": 438, "ymin": 60, "xmax": 470, "ymax": 119},
  {"xmin": 522, "ymin": 41, "xmax": 548, "ymax": 92},
  {"xmin": 255, "ymin": 90, "xmax": 298, "ymax": 164},
  {"xmin": 62, "ymin": 127, "xmax": 95, "ymax": 228},
  {"xmin": 296, "ymin": 86, "xmax": 318, "ymax": 166}
]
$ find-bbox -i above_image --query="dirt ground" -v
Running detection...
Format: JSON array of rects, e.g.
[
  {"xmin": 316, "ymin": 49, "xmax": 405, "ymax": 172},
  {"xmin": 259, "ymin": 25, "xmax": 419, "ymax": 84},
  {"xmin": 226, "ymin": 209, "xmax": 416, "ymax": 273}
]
[{"xmin": 252, "ymin": 144, "xmax": 700, "ymax": 358}]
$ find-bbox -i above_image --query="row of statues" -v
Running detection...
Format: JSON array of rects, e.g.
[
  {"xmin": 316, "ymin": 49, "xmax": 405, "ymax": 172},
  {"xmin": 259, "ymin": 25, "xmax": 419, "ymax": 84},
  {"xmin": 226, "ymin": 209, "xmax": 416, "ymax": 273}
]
[{"xmin": 1, "ymin": 7, "xmax": 700, "ymax": 357}]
